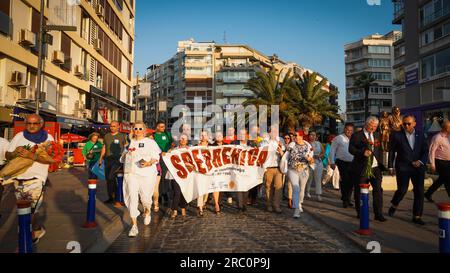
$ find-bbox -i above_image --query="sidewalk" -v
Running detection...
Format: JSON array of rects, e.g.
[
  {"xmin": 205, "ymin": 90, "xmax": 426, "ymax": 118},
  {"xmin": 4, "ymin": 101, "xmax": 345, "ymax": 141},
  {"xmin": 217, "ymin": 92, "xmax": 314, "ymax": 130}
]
[
  {"xmin": 303, "ymin": 175, "xmax": 449, "ymax": 253},
  {"xmin": 0, "ymin": 168, "xmax": 130, "ymax": 253}
]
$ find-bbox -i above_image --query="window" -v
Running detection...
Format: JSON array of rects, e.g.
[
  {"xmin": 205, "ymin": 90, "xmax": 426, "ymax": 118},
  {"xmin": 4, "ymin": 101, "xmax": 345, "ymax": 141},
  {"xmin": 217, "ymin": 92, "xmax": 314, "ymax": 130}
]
[
  {"xmin": 394, "ymin": 45, "xmax": 405, "ymax": 58},
  {"xmin": 422, "ymin": 55, "xmax": 435, "ymax": 79},
  {"xmin": 369, "ymin": 59, "xmax": 391, "ymax": 68},
  {"xmin": 368, "ymin": 46, "xmax": 390, "ymax": 54},
  {"xmin": 372, "ymin": 73, "xmax": 392, "ymax": 81},
  {"xmin": 422, "ymin": 47, "xmax": 450, "ymax": 79}
]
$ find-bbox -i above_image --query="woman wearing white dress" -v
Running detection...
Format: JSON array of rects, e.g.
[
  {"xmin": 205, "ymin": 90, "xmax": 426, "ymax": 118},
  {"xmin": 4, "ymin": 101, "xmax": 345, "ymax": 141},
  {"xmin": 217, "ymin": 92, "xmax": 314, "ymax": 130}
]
[
  {"xmin": 120, "ymin": 121, "xmax": 161, "ymax": 237},
  {"xmin": 305, "ymin": 131, "xmax": 324, "ymax": 202},
  {"xmin": 280, "ymin": 130, "xmax": 314, "ymax": 218}
]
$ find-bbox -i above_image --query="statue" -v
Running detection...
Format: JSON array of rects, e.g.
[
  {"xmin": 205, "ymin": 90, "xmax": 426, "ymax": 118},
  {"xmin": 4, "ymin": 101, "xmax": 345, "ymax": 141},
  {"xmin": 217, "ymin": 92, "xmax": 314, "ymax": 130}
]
[
  {"xmin": 388, "ymin": 106, "xmax": 403, "ymax": 133},
  {"xmin": 379, "ymin": 111, "xmax": 390, "ymax": 152}
]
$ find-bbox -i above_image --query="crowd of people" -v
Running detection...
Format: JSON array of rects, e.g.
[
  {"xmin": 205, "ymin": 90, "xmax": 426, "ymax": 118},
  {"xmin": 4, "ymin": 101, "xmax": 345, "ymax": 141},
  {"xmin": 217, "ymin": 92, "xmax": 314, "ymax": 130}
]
[{"xmin": 0, "ymin": 113, "xmax": 449, "ymax": 241}]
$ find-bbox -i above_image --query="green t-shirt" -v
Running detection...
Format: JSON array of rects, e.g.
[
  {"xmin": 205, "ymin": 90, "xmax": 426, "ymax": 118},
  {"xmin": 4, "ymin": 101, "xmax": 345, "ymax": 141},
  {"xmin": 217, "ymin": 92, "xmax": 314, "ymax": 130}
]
[
  {"xmin": 82, "ymin": 141, "xmax": 103, "ymax": 163},
  {"xmin": 154, "ymin": 131, "xmax": 173, "ymax": 152}
]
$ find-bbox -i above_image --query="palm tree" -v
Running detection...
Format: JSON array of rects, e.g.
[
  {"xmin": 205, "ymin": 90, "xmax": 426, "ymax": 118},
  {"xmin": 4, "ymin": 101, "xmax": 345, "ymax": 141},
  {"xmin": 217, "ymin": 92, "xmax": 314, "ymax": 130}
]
[
  {"xmin": 354, "ymin": 72, "xmax": 376, "ymax": 122},
  {"xmin": 291, "ymin": 71, "xmax": 340, "ymax": 131},
  {"xmin": 243, "ymin": 68, "xmax": 297, "ymax": 131}
]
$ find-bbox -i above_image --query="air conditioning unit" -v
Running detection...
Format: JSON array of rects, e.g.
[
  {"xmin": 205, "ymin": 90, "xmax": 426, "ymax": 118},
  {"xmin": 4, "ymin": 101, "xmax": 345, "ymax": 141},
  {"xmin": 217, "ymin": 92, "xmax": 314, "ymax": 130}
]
[
  {"xmin": 8, "ymin": 71, "xmax": 27, "ymax": 87},
  {"xmin": 94, "ymin": 39, "xmax": 102, "ymax": 52},
  {"xmin": 19, "ymin": 29, "xmax": 36, "ymax": 47},
  {"xmin": 74, "ymin": 64, "xmax": 84, "ymax": 77},
  {"xmin": 52, "ymin": 50, "xmax": 65, "ymax": 64},
  {"xmin": 18, "ymin": 86, "xmax": 35, "ymax": 101},
  {"xmin": 95, "ymin": 4, "xmax": 104, "ymax": 18}
]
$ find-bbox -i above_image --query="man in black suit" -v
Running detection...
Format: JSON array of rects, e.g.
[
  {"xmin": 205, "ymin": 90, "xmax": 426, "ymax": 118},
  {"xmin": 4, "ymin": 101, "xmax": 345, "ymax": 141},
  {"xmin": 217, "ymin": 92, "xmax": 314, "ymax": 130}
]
[
  {"xmin": 388, "ymin": 115, "xmax": 428, "ymax": 225},
  {"xmin": 349, "ymin": 116, "xmax": 386, "ymax": 222}
]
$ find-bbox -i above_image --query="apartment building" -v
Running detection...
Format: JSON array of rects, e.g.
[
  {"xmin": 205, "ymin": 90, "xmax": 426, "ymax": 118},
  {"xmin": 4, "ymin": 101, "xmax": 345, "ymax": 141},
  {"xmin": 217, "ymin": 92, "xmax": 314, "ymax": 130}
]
[
  {"xmin": 392, "ymin": 0, "xmax": 450, "ymax": 130},
  {"xmin": 344, "ymin": 31, "xmax": 401, "ymax": 127},
  {"xmin": 145, "ymin": 39, "xmax": 338, "ymax": 133},
  {"xmin": 0, "ymin": 0, "xmax": 135, "ymax": 135}
]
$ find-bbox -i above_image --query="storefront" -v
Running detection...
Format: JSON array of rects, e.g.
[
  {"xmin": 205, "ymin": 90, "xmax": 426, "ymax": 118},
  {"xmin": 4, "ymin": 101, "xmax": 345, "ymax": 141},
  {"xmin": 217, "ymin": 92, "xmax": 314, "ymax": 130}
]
[{"xmin": 402, "ymin": 101, "xmax": 450, "ymax": 136}]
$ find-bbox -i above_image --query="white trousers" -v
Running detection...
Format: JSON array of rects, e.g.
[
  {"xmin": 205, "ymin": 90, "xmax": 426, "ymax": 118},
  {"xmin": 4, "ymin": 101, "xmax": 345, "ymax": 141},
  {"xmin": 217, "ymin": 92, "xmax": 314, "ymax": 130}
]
[
  {"xmin": 287, "ymin": 169, "xmax": 310, "ymax": 209},
  {"xmin": 124, "ymin": 173, "xmax": 157, "ymax": 218},
  {"xmin": 306, "ymin": 162, "xmax": 323, "ymax": 196}
]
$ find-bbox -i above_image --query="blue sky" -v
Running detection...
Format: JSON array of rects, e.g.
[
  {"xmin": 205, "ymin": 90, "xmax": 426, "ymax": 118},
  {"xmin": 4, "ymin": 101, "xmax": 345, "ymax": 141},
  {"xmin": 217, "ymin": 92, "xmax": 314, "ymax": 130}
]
[{"xmin": 134, "ymin": 0, "xmax": 400, "ymax": 112}]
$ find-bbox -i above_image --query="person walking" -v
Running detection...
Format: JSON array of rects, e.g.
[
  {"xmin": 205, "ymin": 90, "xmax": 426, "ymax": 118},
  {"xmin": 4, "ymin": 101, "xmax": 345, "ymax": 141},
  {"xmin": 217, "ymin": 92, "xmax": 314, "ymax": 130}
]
[
  {"xmin": 82, "ymin": 132, "xmax": 102, "ymax": 179},
  {"xmin": 305, "ymin": 131, "xmax": 324, "ymax": 202},
  {"xmin": 5, "ymin": 114, "xmax": 55, "ymax": 244},
  {"xmin": 0, "ymin": 137, "xmax": 10, "ymax": 220},
  {"xmin": 322, "ymin": 135, "xmax": 340, "ymax": 190},
  {"xmin": 165, "ymin": 133, "xmax": 190, "ymax": 219},
  {"xmin": 329, "ymin": 123, "xmax": 355, "ymax": 208},
  {"xmin": 282, "ymin": 133, "xmax": 294, "ymax": 208},
  {"xmin": 349, "ymin": 117, "xmax": 386, "ymax": 222},
  {"xmin": 388, "ymin": 115, "xmax": 428, "ymax": 225},
  {"xmin": 153, "ymin": 121, "xmax": 174, "ymax": 207},
  {"xmin": 210, "ymin": 131, "xmax": 225, "ymax": 214},
  {"xmin": 280, "ymin": 130, "xmax": 314, "ymax": 218},
  {"xmin": 121, "ymin": 121, "xmax": 161, "ymax": 237},
  {"xmin": 195, "ymin": 131, "xmax": 211, "ymax": 217},
  {"xmin": 425, "ymin": 121, "xmax": 450, "ymax": 200},
  {"xmin": 99, "ymin": 121, "xmax": 128, "ymax": 204},
  {"xmin": 263, "ymin": 126, "xmax": 285, "ymax": 213}
]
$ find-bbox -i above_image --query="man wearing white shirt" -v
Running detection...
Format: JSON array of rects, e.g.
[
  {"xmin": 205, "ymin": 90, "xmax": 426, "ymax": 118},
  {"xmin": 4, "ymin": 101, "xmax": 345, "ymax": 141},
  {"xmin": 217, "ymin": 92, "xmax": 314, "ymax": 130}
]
[
  {"xmin": 5, "ymin": 114, "xmax": 55, "ymax": 243},
  {"xmin": 0, "ymin": 136, "xmax": 10, "ymax": 220},
  {"xmin": 329, "ymin": 123, "xmax": 355, "ymax": 208}
]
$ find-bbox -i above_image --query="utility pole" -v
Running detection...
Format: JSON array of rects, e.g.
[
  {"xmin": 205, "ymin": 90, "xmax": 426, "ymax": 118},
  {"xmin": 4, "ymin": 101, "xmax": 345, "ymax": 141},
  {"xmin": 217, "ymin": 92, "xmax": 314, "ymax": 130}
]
[
  {"xmin": 135, "ymin": 72, "xmax": 139, "ymax": 122},
  {"xmin": 35, "ymin": 0, "xmax": 45, "ymax": 114}
]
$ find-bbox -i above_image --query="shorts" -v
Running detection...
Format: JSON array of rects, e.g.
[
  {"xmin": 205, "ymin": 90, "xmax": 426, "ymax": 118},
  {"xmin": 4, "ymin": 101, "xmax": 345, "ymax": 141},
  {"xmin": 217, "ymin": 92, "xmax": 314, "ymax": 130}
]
[
  {"xmin": 13, "ymin": 178, "xmax": 46, "ymax": 214},
  {"xmin": 156, "ymin": 163, "xmax": 162, "ymax": 176}
]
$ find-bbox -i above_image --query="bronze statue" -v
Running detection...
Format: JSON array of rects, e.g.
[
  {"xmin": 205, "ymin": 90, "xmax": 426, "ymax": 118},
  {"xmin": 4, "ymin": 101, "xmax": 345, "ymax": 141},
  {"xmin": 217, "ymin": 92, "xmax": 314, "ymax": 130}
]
[
  {"xmin": 388, "ymin": 106, "xmax": 403, "ymax": 133},
  {"xmin": 380, "ymin": 111, "xmax": 390, "ymax": 152}
]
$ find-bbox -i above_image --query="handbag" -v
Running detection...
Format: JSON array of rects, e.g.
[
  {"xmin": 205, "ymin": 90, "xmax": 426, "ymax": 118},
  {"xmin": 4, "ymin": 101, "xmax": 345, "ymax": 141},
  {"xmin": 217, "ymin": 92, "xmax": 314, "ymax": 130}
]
[
  {"xmin": 86, "ymin": 142, "xmax": 97, "ymax": 160},
  {"xmin": 91, "ymin": 160, "xmax": 106, "ymax": 180},
  {"xmin": 279, "ymin": 151, "xmax": 289, "ymax": 174}
]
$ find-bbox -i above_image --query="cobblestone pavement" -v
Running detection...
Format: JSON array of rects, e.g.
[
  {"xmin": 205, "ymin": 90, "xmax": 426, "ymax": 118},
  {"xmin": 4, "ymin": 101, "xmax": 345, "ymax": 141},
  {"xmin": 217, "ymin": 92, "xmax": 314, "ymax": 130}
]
[{"xmin": 108, "ymin": 197, "xmax": 362, "ymax": 253}]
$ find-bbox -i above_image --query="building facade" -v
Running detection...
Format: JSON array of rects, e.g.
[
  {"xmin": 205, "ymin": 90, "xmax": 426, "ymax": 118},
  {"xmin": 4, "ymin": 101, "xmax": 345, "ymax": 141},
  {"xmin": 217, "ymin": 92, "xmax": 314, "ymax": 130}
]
[
  {"xmin": 345, "ymin": 31, "xmax": 401, "ymax": 127},
  {"xmin": 144, "ymin": 39, "xmax": 338, "ymax": 134},
  {"xmin": 392, "ymin": 0, "xmax": 450, "ymax": 131},
  {"xmin": 0, "ymin": 0, "xmax": 135, "ymax": 136}
]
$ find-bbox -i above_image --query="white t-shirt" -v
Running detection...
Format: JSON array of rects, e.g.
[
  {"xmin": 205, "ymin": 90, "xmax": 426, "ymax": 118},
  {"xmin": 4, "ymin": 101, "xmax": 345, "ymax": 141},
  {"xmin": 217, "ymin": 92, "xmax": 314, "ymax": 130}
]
[
  {"xmin": 122, "ymin": 138, "xmax": 161, "ymax": 177},
  {"xmin": 7, "ymin": 132, "xmax": 54, "ymax": 181},
  {"xmin": 0, "ymin": 137, "xmax": 10, "ymax": 166}
]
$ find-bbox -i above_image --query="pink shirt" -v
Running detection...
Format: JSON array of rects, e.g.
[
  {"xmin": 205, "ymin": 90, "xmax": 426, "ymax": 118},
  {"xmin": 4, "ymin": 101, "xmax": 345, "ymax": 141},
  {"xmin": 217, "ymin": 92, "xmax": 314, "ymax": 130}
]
[{"xmin": 429, "ymin": 132, "xmax": 450, "ymax": 167}]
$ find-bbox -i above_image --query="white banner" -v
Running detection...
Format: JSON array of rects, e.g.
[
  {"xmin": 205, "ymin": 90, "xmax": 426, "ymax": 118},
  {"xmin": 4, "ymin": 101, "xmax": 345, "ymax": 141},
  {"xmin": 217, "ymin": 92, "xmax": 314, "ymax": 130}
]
[{"xmin": 162, "ymin": 145, "xmax": 271, "ymax": 203}]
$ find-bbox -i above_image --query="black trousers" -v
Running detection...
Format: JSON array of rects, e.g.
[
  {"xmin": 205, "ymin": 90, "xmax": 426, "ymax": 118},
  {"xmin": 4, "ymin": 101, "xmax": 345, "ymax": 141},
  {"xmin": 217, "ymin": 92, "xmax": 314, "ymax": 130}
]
[
  {"xmin": 391, "ymin": 168, "xmax": 425, "ymax": 217},
  {"xmin": 426, "ymin": 159, "xmax": 450, "ymax": 197},
  {"xmin": 236, "ymin": 192, "xmax": 248, "ymax": 209},
  {"xmin": 170, "ymin": 180, "xmax": 187, "ymax": 210},
  {"xmin": 336, "ymin": 159, "xmax": 353, "ymax": 203},
  {"xmin": 159, "ymin": 159, "xmax": 171, "ymax": 200},
  {"xmin": 354, "ymin": 167, "xmax": 384, "ymax": 217},
  {"xmin": 104, "ymin": 158, "xmax": 121, "ymax": 199}
]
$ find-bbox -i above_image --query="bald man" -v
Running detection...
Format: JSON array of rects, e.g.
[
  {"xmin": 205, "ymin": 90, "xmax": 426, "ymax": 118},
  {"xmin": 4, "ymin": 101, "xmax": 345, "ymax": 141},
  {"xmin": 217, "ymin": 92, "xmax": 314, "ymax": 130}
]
[
  {"xmin": 5, "ymin": 114, "xmax": 54, "ymax": 244},
  {"xmin": 425, "ymin": 121, "xmax": 450, "ymax": 200}
]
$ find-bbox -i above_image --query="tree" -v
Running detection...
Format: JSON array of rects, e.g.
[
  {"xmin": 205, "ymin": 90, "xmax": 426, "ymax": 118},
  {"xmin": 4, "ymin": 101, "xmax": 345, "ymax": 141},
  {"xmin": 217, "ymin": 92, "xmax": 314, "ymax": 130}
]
[
  {"xmin": 243, "ymin": 68, "xmax": 297, "ymax": 131},
  {"xmin": 354, "ymin": 72, "xmax": 376, "ymax": 122},
  {"xmin": 291, "ymin": 71, "xmax": 340, "ymax": 130}
]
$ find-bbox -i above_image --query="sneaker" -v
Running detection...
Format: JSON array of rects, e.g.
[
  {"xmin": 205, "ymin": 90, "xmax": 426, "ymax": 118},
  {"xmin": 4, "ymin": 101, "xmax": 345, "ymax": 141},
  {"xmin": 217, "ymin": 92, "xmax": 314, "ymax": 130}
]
[
  {"xmin": 317, "ymin": 195, "xmax": 323, "ymax": 202},
  {"xmin": 299, "ymin": 204, "xmax": 303, "ymax": 212},
  {"xmin": 266, "ymin": 206, "xmax": 273, "ymax": 212},
  {"xmin": 274, "ymin": 207, "xmax": 282, "ymax": 214},
  {"xmin": 306, "ymin": 193, "xmax": 312, "ymax": 199},
  {"xmin": 32, "ymin": 227, "xmax": 46, "ymax": 245},
  {"xmin": 144, "ymin": 214, "xmax": 151, "ymax": 225},
  {"xmin": 293, "ymin": 209, "xmax": 301, "ymax": 218},
  {"xmin": 227, "ymin": 197, "xmax": 233, "ymax": 204},
  {"xmin": 128, "ymin": 225, "xmax": 139, "ymax": 237}
]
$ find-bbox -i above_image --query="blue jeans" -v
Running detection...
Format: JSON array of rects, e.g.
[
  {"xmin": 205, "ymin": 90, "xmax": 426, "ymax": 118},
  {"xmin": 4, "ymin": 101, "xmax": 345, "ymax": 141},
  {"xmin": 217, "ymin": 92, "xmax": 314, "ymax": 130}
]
[{"xmin": 88, "ymin": 161, "xmax": 98, "ymax": 179}]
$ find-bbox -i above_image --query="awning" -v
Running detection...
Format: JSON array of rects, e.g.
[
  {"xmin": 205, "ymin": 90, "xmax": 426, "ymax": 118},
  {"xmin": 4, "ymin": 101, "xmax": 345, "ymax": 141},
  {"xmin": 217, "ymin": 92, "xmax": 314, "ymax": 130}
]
[{"xmin": 57, "ymin": 115, "xmax": 90, "ymax": 129}]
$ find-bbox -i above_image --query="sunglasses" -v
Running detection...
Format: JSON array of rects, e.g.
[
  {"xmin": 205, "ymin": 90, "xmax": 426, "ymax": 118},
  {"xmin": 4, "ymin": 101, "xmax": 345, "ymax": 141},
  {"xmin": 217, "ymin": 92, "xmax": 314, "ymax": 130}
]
[{"xmin": 133, "ymin": 128, "xmax": 144, "ymax": 131}]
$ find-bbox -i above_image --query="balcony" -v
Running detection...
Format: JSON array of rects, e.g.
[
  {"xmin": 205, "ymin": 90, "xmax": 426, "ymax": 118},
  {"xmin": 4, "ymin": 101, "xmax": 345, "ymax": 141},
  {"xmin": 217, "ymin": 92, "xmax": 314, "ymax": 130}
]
[
  {"xmin": 421, "ymin": 5, "xmax": 450, "ymax": 28},
  {"xmin": 392, "ymin": 1, "xmax": 405, "ymax": 24}
]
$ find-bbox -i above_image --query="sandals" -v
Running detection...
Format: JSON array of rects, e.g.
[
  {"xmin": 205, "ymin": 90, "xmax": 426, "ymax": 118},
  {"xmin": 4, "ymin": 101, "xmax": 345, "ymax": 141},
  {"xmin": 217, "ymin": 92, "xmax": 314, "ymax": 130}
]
[
  {"xmin": 181, "ymin": 208, "xmax": 187, "ymax": 217},
  {"xmin": 197, "ymin": 208, "xmax": 204, "ymax": 217},
  {"xmin": 170, "ymin": 210, "xmax": 177, "ymax": 219}
]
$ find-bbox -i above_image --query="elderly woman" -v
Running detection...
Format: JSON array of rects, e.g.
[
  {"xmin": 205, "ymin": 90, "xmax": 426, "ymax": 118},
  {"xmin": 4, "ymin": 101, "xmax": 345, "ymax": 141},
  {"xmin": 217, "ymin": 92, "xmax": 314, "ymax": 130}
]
[
  {"xmin": 120, "ymin": 121, "xmax": 161, "ymax": 237},
  {"xmin": 82, "ymin": 132, "xmax": 103, "ymax": 179},
  {"xmin": 305, "ymin": 131, "xmax": 324, "ymax": 202},
  {"xmin": 281, "ymin": 130, "xmax": 314, "ymax": 218},
  {"xmin": 165, "ymin": 133, "xmax": 190, "ymax": 219}
]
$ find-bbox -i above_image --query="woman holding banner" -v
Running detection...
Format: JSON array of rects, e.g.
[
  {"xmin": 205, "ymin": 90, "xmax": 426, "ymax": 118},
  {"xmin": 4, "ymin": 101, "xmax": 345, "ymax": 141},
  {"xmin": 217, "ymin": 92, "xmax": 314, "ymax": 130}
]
[
  {"xmin": 196, "ymin": 131, "xmax": 211, "ymax": 217},
  {"xmin": 165, "ymin": 133, "xmax": 190, "ymax": 219},
  {"xmin": 210, "ymin": 131, "xmax": 225, "ymax": 214},
  {"xmin": 120, "ymin": 121, "xmax": 161, "ymax": 237},
  {"xmin": 280, "ymin": 130, "xmax": 314, "ymax": 218}
]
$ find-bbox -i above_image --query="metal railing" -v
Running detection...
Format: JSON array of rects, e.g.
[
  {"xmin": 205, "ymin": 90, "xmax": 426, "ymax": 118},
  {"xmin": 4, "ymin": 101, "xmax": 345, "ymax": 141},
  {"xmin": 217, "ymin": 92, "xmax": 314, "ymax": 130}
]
[{"xmin": 421, "ymin": 6, "xmax": 450, "ymax": 28}]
